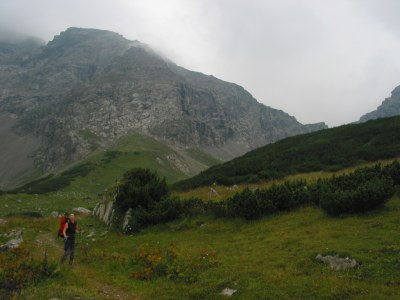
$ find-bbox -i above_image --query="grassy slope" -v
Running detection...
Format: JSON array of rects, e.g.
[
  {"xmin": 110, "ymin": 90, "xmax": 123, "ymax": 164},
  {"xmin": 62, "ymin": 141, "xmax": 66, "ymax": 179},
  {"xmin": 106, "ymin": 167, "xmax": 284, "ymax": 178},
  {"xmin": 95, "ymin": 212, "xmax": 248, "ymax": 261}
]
[
  {"xmin": 175, "ymin": 116, "xmax": 400, "ymax": 190},
  {"xmin": 12, "ymin": 133, "xmax": 221, "ymax": 196},
  {"xmin": 176, "ymin": 158, "xmax": 400, "ymax": 202},
  {"xmin": 1, "ymin": 191, "xmax": 399, "ymax": 299}
]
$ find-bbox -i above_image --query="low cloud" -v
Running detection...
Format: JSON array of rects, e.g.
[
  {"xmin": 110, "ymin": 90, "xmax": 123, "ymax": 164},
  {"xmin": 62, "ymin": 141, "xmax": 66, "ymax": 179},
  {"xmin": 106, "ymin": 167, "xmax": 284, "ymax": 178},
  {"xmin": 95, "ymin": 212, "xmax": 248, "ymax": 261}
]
[{"xmin": 1, "ymin": 0, "xmax": 399, "ymax": 126}]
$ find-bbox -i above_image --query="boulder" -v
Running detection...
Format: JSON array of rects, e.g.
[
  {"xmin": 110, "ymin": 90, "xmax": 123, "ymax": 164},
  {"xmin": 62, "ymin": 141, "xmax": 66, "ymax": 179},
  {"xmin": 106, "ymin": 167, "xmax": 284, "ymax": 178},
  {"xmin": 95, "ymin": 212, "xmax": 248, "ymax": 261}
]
[
  {"xmin": 220, "ymin": 288, "xmax": 237, "ymax": 296},
  {"xmin": 73, "ymin": 207, "xmax": 91, "ymax": 214},
  {"xmin": 0, "ymin": 236, "xmax": 23, "ymax": 251},
  {"xmin": 50, "ymin": 211, "xmax": 59, "ymax": 218},
  {"xmin": 0, "ymin": 218, "xmax": 7, "ymax": 226},
  {"xmin": 316, "ymin": 254, "xmax": 359, "ymax": 270}
]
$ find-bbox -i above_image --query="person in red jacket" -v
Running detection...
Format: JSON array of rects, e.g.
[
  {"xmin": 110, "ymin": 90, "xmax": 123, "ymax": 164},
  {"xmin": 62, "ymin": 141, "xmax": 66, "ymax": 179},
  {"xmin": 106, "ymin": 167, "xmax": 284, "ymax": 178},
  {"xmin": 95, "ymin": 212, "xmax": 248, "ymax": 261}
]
[{"xmin": 60, "ymin": 213, "xmax": 80, "ymax": 265}]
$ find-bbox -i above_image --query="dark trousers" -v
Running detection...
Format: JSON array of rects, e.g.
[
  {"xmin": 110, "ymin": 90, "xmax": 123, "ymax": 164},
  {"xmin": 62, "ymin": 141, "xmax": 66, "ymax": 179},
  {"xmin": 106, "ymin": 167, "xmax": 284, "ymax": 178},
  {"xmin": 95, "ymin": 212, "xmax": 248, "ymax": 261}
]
[{"xmin": 61, "ymin": 237, "xmax": 75, "ymax": 263}]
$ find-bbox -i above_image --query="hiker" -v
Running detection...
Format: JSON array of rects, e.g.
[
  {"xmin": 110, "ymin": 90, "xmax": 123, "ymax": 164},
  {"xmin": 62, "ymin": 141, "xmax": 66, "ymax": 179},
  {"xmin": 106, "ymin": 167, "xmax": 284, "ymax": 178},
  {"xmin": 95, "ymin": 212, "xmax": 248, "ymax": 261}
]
[{"xmin": 61, "ymin": 213, "xmax": 80, "ymax": 265}]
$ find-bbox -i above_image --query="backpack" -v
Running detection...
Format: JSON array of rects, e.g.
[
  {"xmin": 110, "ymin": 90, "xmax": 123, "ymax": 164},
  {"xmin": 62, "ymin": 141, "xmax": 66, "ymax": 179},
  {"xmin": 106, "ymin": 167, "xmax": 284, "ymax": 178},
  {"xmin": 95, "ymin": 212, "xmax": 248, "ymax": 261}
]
[{"xmin": 57, "ymin": 216, "xmax": 69, "ymax": 237}]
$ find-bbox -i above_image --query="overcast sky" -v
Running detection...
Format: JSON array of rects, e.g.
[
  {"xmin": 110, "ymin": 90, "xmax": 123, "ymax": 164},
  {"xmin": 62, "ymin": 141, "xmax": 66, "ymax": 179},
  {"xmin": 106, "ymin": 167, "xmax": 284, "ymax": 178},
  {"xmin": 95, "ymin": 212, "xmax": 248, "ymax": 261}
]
[{"xmin": 1, "ymin": 0, "xmax": 400, "ymax": 126}]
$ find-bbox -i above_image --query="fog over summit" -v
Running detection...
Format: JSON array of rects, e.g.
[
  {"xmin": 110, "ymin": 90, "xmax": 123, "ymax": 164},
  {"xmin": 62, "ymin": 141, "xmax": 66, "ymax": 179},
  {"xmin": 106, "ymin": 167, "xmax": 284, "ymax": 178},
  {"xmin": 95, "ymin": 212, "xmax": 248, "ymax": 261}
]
[{"xmin": 1, "ymin": 0, "xmax": 400, "ymax": 126}]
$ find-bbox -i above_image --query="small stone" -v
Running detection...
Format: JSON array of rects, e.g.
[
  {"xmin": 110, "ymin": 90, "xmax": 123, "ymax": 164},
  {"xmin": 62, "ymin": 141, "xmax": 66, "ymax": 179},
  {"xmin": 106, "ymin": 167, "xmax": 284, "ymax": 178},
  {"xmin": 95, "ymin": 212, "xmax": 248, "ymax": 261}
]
[
  {"xmin": 16, "ymin": 199, "xmax": 23, "ymax": 203},
  {"xmin": 73, "ymin": 207, "xmax": 91, "ymax": 214},
  {"xmin": 220, "ymin": 288, "xmax": 237, "ymax": 296},
  {"xmin": 86, "ymin": 232, "xmax": 95, "ymax": 238},
  {"xmin": 0, "ymin": 218, "xmax": 7, "ymax": 226}
]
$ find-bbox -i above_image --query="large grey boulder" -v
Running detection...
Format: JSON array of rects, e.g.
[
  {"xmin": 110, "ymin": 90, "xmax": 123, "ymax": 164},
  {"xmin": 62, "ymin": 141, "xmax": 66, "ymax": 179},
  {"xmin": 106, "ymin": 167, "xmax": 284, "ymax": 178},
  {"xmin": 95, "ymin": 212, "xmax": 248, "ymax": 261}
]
[{"xmin": 316, "ymin": 254, "xmax": 359, "ymax": 270}]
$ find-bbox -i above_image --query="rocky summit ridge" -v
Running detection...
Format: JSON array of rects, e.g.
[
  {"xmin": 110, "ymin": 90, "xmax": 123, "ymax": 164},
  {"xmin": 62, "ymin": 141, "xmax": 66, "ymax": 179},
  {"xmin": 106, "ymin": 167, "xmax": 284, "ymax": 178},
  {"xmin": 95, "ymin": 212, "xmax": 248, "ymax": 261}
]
[
  {"xmin": 359, "ymin": 85, "xmax": 400, "ymax": 122},
  {"xmin": 0, "ymin": 27, "xmax": 327, "ymax": 188}
]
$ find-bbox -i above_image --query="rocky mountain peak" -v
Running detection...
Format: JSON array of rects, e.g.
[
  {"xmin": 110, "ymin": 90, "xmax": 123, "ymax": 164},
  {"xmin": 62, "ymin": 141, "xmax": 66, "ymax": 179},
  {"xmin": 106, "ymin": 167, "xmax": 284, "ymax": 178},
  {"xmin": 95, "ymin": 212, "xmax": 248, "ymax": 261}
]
[
  {"xmin": 359, "ymin": 85, "xmax": 400, "ymax": 122},
  {"xmin": 0, "ymin": 27, "xmax": 327, "ymax": 188}
]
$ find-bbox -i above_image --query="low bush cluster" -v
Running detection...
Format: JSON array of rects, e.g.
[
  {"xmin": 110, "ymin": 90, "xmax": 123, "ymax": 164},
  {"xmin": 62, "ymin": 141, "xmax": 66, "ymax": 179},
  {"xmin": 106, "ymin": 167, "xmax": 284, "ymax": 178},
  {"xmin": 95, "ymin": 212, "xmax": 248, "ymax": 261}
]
[
  {"xmin": 226, "ymin": 180, "xmax": 310, "ymax": 219},
  {"xmin": 109, "ymin": 162, "xmax": 400, "ymax": 231},
  {"xmin": 0, "ymin": 245, "xmax": 58, "ymax": 298},
  {"xmin": 224, "ymin": 161, "xmax": 400, "ymax": 218},
  {"xmin": 131, "ymin": 243, "xmax": 217, "ymax": 283}
]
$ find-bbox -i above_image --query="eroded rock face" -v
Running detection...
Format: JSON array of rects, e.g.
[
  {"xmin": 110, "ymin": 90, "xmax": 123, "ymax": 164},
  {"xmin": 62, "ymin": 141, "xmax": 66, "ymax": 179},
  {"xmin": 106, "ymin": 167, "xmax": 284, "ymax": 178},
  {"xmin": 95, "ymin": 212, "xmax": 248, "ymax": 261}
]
[
  {"xmin": 0, "ymin": 27, "xmax": 326, "ymax": 187},
  {"xmin": 93, "ymin": 198, "xmax": 115, "ymax": 227}
]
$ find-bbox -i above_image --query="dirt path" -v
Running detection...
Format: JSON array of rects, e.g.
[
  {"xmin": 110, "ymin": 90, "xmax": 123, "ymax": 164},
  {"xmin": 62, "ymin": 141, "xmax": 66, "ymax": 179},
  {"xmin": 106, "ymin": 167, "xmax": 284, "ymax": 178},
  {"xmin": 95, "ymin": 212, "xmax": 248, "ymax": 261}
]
[{"xmin": 35, "ymin": 232, "xmax": 139, "ymax": 300}]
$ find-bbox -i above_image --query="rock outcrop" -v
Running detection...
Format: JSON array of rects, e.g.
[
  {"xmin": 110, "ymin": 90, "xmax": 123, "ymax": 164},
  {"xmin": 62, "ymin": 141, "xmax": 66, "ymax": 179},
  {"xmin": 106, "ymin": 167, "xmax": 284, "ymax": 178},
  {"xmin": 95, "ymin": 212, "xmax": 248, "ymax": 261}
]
[
  {"xmin": 0, "ymin": 27, "xmax": 327, "ymax": 187},
  {"xmin": 359, "ymin": 85, "xmax": 400, "ymax": 122},
  {"xmin": 93, "ymin": 194, "xmax": 132, "ymax": 232}
]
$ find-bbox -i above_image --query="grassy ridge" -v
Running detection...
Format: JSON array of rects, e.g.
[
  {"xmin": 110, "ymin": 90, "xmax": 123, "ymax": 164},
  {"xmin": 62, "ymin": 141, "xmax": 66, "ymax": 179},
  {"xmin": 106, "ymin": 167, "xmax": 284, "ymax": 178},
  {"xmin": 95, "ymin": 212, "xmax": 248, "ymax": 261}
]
[
  {"xmin": 174, "ymin": 116, "xmax": 400, "ymax": 190},
  {"xmin": 12, "ymin": 133, "xmax": 220, "ymax": 195}
]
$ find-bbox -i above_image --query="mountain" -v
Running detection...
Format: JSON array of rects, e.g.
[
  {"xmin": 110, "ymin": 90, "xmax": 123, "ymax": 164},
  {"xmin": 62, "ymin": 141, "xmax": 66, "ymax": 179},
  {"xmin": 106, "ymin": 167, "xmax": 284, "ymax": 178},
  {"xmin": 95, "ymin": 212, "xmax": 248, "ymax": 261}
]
[
  {"xmin": 359, "ymin": 85, "xmax": 400, "ymax": 122},
  {"xmin": 0, "ymin": 27, "xmax": 326, "ymax": 188},
  {"xmin": 174, "ymin": 116, "xmax": 400, "ymax": 190}
]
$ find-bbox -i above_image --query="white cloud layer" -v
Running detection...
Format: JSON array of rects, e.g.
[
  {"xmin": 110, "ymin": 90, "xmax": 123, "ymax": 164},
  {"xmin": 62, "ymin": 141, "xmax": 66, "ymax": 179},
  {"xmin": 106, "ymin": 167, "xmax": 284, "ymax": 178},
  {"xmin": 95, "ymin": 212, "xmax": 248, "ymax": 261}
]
[{"xmin": 1, "ymin": 0, "xmax": 400, "ymax": 126}]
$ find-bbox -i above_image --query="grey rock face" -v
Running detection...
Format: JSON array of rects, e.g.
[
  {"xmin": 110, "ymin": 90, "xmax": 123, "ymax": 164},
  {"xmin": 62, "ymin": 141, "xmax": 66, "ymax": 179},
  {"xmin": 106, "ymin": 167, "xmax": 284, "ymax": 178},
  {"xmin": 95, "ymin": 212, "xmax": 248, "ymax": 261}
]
[
  {"xmin": 0, "ymin": 27, "xmax": 327, "ymax": 186},
  {"xmin": 360, "ymin": 85, "xmax": 400, "ymax": 122},
  {"xmin": 93, "ymin": 197, "xmax": 115, "ymax": 226}
]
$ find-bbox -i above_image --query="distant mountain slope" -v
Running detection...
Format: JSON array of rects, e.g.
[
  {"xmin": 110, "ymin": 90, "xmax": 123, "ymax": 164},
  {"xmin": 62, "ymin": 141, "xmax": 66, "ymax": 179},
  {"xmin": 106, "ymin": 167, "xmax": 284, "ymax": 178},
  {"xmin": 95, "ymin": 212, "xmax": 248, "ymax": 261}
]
[
  {"xmin": 174, "ymin": 116, "xmax": 400, "ymax": 190},
  {"xmin": 12, "ymin": 133, "xmax": 221, "ymax": 194},
  {"xmin": 360, "ymin": 85, "xmax": 400, "ymax": 122},
  {"xmin": 0, "ymin": 27, "xmax": 326, "ymax": 188}
]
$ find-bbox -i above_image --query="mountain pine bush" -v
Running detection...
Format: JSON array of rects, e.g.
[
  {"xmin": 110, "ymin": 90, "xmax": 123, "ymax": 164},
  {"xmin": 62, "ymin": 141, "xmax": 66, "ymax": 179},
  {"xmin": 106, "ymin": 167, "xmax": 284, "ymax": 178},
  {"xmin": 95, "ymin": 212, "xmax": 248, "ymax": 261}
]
[{"xmin": 113, "ymin": 168, "xmax": 182, "ymax": 231}]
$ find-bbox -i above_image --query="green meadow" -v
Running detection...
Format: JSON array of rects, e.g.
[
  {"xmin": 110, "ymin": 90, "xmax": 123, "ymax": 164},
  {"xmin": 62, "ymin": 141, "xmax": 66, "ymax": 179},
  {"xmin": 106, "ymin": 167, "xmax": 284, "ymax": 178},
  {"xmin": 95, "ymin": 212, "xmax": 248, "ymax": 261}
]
[{"xmin": 1, "ymin": 173, "xmax": 399, "ymax": 299}]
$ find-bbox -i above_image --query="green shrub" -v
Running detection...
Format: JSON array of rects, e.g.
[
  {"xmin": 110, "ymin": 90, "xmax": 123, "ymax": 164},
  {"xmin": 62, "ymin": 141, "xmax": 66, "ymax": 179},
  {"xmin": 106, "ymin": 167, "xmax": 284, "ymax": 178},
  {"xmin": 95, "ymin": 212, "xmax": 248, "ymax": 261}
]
[
  {"xmin": 126, "ymin": 197, "xmax": 183, "ymax": 232},
  {"xmin": 226, "ymin": 188, "xmax": 260, "ymax": 219},
  {"xmin": 181, "ymin": 197, "xmax": 206, "ymax": 217},
  {"xmin": 320, "ymin": 176, "xmax": 395, "ymax": 216},
  {"xmin": 383, "ymin": 161, "xmax": 400, "ymax": 185},
  {"xmin": 204, "ymin": 200, "xmax": 228, "ymax": 218},
  {"xmin": 114, "ymin": 168, "xmax": 168, "ymax": 212},
  {"xmin": 112, "ymin": 168, "xmax": 181, "ymax": 232}
]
